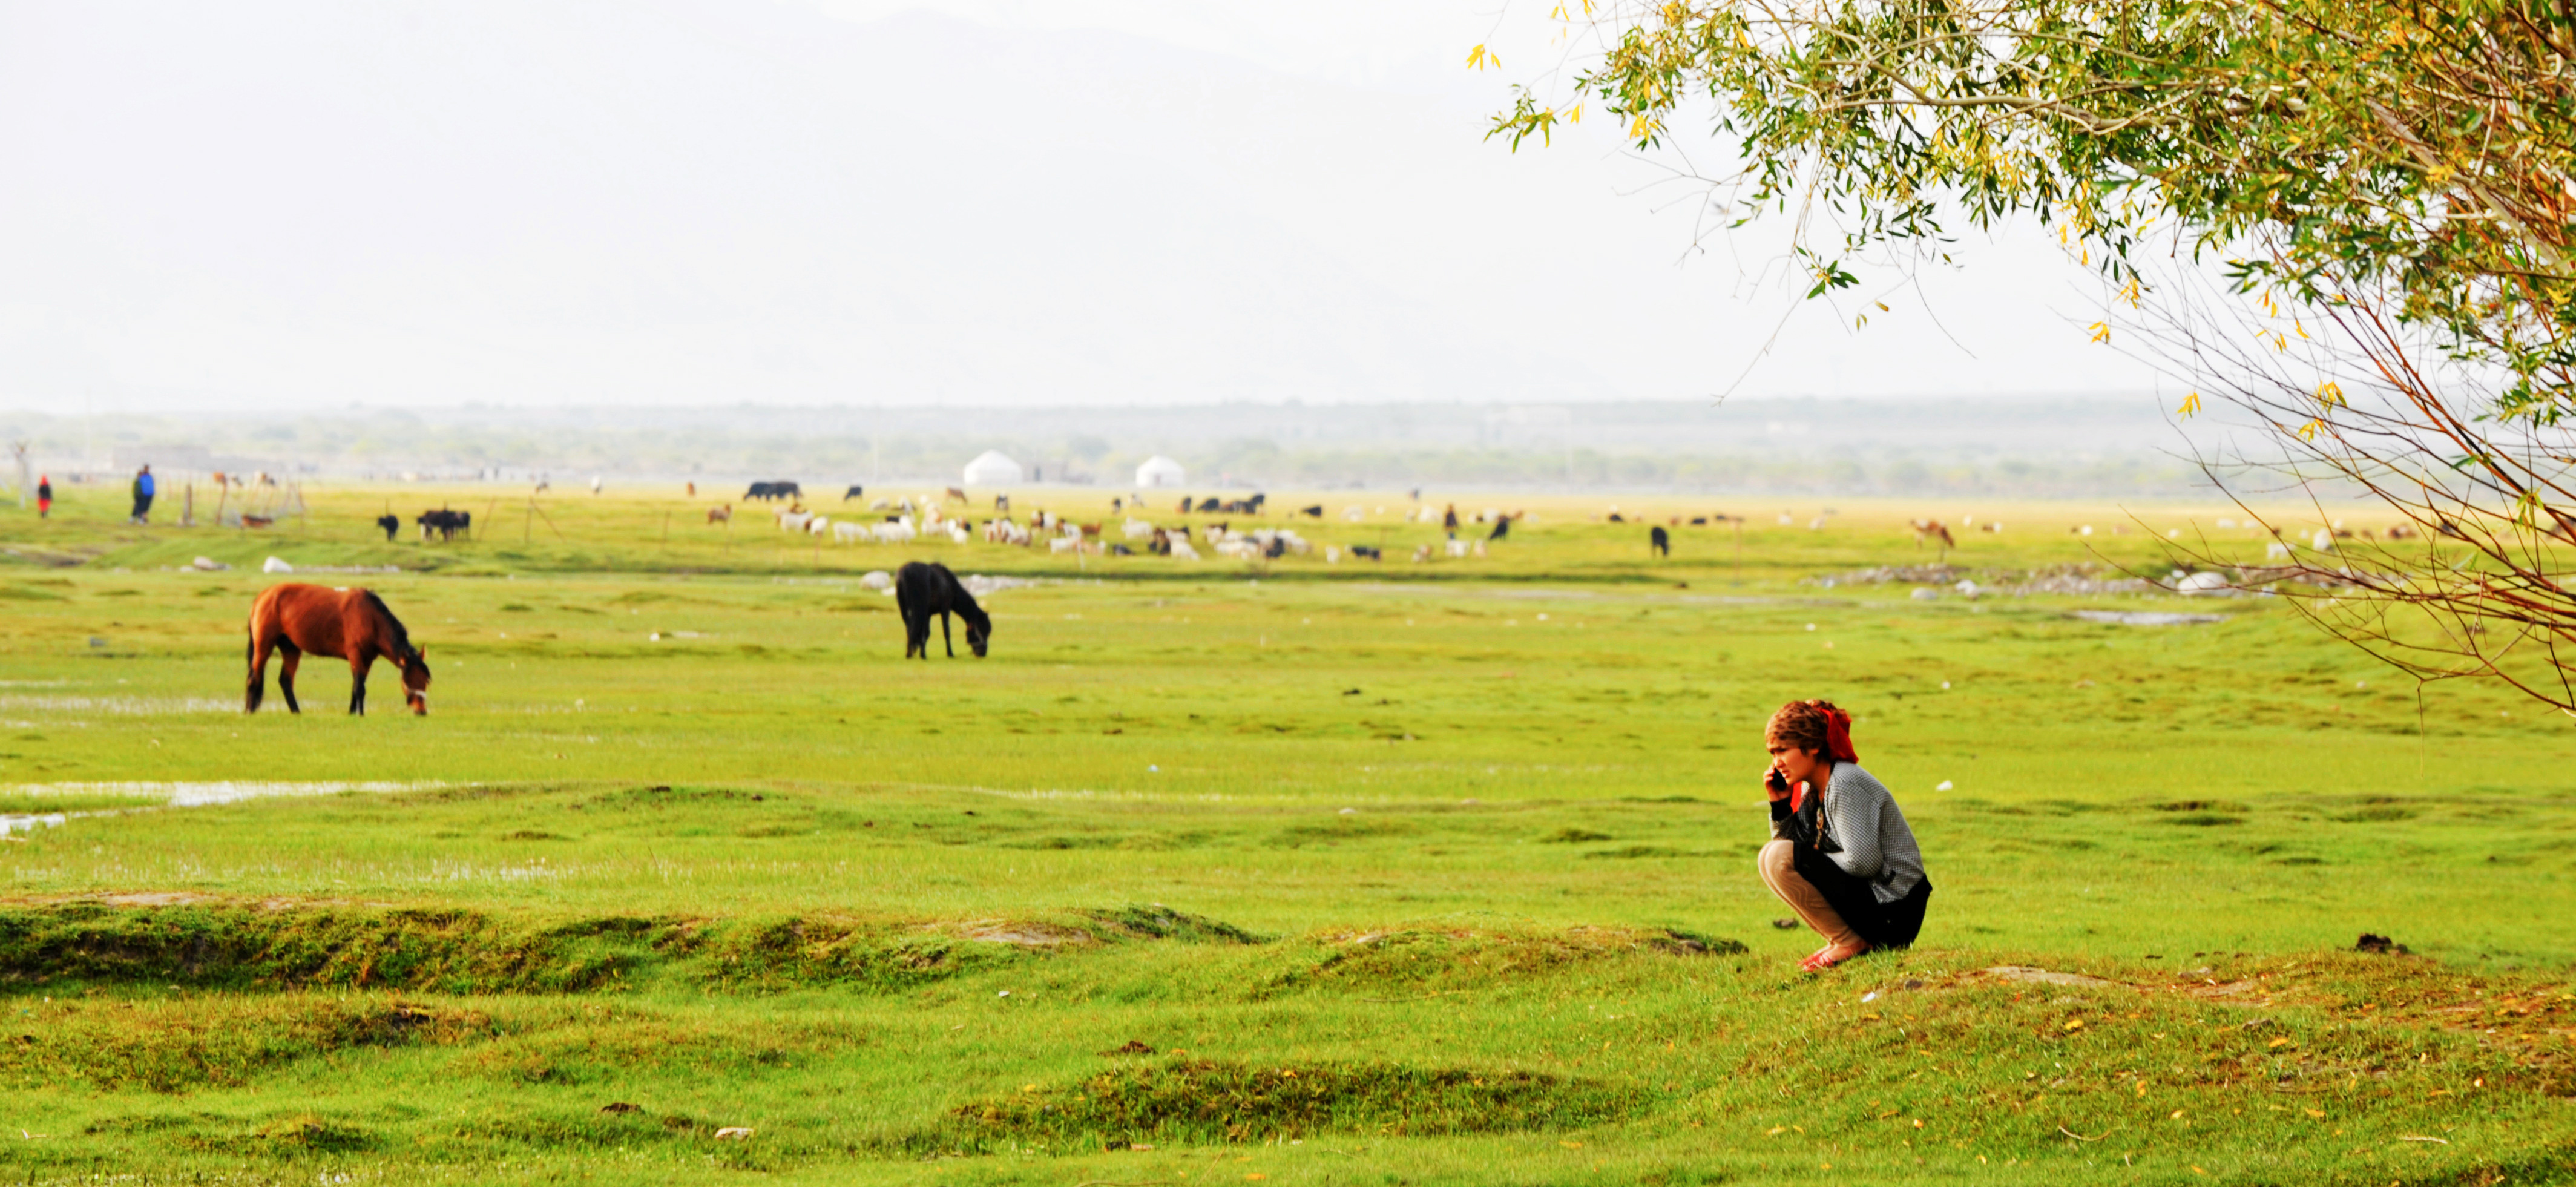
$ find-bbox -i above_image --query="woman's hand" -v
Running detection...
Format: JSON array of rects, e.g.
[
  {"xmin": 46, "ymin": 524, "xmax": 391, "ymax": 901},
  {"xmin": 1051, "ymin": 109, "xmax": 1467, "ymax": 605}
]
[{"xmin": 1761, "ymin": 765, "xmax": 1790, "ymax": 803}]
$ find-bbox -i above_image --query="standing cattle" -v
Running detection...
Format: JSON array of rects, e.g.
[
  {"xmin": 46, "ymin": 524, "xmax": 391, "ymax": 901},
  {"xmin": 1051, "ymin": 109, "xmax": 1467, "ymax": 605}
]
[
  {"xmin": 843, "ymin": 485, "xmax": 866, "ymax": 502},
  {"xmin": 416, "ymin": 509, "xmax": 471, "ymax": 542},
  {"xmin": 895, "ymin": 561, "xmax": 991, "ymax": 659},
  {"xmin": 744, "ymin": 481, "xmax": 803, "ymax": 502},
  {"xmin": 1649, "ymin": 525, "xmax": 1671, "ymax": 557},
  {"xmin": 374, "ymin": 513, "xmax": 400, "ymax": 541}
]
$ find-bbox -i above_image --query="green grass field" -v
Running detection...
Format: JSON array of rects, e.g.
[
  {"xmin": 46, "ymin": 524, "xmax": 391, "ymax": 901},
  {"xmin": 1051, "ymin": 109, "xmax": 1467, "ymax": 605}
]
[{"xmin": 0, "ymin": 481, "xmax": 2568, "ymax": 1185}]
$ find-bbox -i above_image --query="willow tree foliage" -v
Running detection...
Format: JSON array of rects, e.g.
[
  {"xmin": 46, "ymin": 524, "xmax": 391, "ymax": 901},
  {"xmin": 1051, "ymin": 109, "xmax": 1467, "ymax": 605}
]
[{"xmin": 1494, "ymin": 1, "xmax": 2576, "ymax": 707}]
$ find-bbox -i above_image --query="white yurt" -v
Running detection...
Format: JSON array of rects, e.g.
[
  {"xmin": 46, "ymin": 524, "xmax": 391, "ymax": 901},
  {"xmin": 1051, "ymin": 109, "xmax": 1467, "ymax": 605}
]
[
  {"xmin": 962, "ymin": 450, "xmax": 1024, "ymax": 487},
  {"xmin": 1134, "ymin": 455, "xmax": 1186, "ymax": 488}
]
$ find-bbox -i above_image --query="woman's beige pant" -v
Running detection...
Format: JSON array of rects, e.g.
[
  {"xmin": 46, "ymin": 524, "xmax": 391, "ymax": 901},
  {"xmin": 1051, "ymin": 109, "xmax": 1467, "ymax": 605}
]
[{"xmin": 1758, "ymin": 839, "xmax": 1860, "ymax": 947}]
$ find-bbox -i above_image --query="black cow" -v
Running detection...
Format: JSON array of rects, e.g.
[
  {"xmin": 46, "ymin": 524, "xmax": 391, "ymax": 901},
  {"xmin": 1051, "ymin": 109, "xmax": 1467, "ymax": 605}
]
[
  {"xmin": 1298, "ymin": 505, "xmax": 1324, "ymax": 518},
  {"xmin": 744, "ymin": 481, "xmax": 803, "ymax": 502},
  {"xmin": 1348, "ymin": 545, "xmax": 1382, "ymax": 562},
  {"xmin": 843, "ymin": 485, "xmax": 865, "ymax": 501},
  {"xmin": 1195, "ymin": 496, "xmax": 1221, "ymax": 513},
  {"xmin": 1488, "ymin": 516, "xmax": 1511, "ymax": 542},
  {"xmin": 1649, "ymin": 525, "xmax": 1671, "ymax": 557},
  {"xmin": 416, "ymin": 509, "xmax": 471, "ymax": 542},
  {"xmin": 375, "ymin": 513, "xmax": 400, "ymax": 541},
  {"xmin": 896, "ymin": 561, "xmax": 992, "ymax": 660}
]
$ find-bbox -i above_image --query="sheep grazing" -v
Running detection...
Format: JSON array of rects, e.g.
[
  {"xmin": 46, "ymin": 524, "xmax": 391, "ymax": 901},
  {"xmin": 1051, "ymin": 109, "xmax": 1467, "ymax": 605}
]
[
  {"xmin": 777, "ymin": 508, "xmax": 815, "ymax": 532},
  {"xmin": 1050, "ymin": 536, "xmax": 1085, "ymax": 555},
  {"xmin": 1123, "ymin": 518, "xmax": 1155, "ymax": 539},
  {"xmin": 2175, "ymin": 571, "xmax": 2232, "ymax": 595},
  {"xmin": 1167, "ymin": 538, "xmax": 1201, "ymax": 561},
  {"xmin": 833, "ymin": 521, "xmax": 867, "ymax": 543},
  {"xmin": 807, "ymin": 515, "xmax": 831, "ymax": 536}
]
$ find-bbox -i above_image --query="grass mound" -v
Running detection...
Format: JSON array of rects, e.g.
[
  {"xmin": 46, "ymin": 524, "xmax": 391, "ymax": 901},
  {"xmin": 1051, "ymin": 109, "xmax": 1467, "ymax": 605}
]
[
  {"xmin": 0, "ymin": 900, "xmax": 1269, "ymax": 995},
  {"xmin": 0, "ymin": 901, "xmax": 1018, "ymax": 994},
  {"xmin": 1264, "ymin": 926, "xmax": 1741, "ymax": 997},
  {"xmin": 1079, "ymin": 904, "xmax": 1266, "ymax": 945},
  {"xmin": 932, "ymin": 1059, "xmax": 1642, "ymax": 1150}
]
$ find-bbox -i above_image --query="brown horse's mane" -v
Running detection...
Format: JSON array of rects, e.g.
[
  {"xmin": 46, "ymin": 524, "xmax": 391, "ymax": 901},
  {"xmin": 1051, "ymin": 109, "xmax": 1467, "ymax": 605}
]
[{"xmin": 360, "ymin": 590, "xmax": 418, "ymax": 660}]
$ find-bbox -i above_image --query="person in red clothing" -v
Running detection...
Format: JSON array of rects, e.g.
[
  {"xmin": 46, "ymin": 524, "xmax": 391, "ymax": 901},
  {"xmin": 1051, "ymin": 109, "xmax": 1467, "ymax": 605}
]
[{"xmin": 35, "ymin": 475, "xmax": 51, "ymax": 519}]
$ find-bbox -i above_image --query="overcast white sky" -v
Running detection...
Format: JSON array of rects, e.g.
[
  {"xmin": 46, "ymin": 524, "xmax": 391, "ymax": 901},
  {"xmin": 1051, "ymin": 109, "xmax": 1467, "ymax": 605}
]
[{"xmin": 0, "ymin": 0, "xmax": 2163, "ymax": 412}]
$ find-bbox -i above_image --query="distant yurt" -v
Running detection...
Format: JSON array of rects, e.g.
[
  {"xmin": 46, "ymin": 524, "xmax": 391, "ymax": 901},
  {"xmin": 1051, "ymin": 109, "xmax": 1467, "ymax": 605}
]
[
  {"xmin": 962, "ymin": 450, "xmax": 1024, "ymax": 487},
  {"xmin": 1134, "ymin": 455, "xmax": 1186, "ymax": 488}
]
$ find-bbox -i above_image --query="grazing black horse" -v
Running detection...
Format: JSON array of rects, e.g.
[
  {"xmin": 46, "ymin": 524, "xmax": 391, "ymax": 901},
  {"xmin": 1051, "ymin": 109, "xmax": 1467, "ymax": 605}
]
[
  {"xmin": 895, "ymin": 561, "xmax": 991, "ymax": 660},
  {"xmin": 1649, "ymin": 525, "xmax": 1671, "ymax": 557}
]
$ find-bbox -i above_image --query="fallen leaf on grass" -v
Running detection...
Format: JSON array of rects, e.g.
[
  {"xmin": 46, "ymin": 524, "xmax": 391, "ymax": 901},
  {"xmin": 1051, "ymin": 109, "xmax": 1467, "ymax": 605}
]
[{"xmin": 714, "ymin": 1127, "xmax": 753, "ymax": 1140}]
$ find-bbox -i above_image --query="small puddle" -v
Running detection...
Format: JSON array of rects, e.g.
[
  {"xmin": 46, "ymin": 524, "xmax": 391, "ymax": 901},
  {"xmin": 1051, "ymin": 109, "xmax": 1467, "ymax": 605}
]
[
  {"xmin": 2071, "ymin": 611, "xmax": 2226, "ymax": 627},
  {"xmin": 0, "ymin": 781, "xmax": 442, "ymax": 835}
]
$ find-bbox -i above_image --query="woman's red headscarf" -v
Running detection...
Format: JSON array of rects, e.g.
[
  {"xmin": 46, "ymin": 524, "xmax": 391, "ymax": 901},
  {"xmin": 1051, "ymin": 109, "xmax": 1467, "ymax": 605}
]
[{"xmin": 1819, "ymin": 703, "xmax": 1858, "ymax": 762}]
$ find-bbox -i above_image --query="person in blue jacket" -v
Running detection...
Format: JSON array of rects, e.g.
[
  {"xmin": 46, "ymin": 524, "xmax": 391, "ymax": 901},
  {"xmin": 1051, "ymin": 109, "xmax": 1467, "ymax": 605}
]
[{"xmin": 130, "ymin": 465, "xmax": 155, "ymax": 524}]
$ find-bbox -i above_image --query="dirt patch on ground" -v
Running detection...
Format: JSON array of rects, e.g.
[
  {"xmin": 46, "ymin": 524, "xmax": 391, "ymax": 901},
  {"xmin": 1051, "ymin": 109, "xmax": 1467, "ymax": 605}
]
[{"xmin": 953, "ymin": 921, "xmax": 1095, "ymax": 948}]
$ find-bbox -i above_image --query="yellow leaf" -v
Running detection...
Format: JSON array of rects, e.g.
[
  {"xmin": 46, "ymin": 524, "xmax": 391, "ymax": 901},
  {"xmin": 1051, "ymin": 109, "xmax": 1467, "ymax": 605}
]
[
  {"xmin": 2171, "ymin": 1110, "xmax": 2187, "ymax": 1120},
  {"xmin": 1568, "ymin": 102, "xmax": 1583, "ymax": 123},
  {"xmin": 2120, "ymin": 278, "xmax": 2141, "ymax": 307},
  {"xmin": 1560, "ymin": 1140, "xmax": 1583, "ymax": 1148},
  {"xmin": 2295, "ymin": 319, "xmax": 2310, "ymax": 339},
  {"xmin": 2088, "ymin": 322, "xmax": 2111, "ymax": 343},
  {"xmin": 2315, "ymin": 381, "xmax": 2345, "ymax": 407},
  {"xmin": 2298, "ymin": 418, "xmax": 2325, "ymax": 441},
  {"xmin": 1465, "ymin": 44, "xmax": 1497, "ymax": 70},
  {"xmin": 2064, "ymin": 1019, "xmax": 2086, "ymax": 1031},
  {"xmin": 2178, "ymin": 392, "xmax": 2202, "ymax": 418},
  {"xmin": 2268, "ymin": 1036, "xmax": 2292, "ymax": 1048},
  {"xmin": 2304, "ymin": 1108, "xmax": 2325, "ymax": 1119}
]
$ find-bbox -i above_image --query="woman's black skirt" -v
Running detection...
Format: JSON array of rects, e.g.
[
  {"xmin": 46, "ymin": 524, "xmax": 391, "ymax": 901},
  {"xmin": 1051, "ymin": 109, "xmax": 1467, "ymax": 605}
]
[{"xmin": 1793, "ymin": 844, "xmax": 1931, "ymax": 949}]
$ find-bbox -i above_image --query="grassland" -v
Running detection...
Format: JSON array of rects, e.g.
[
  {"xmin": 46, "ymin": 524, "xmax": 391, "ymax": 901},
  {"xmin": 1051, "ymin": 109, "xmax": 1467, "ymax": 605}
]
[{"xmin": 0, "ymin": 480, "xmax": 2568, "ymax": 1185}]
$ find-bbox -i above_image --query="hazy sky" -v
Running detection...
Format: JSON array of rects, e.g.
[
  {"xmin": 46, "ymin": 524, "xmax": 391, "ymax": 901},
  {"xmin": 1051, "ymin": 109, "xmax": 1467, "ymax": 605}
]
[{"xmin": 0, "ymin": 0, "xmax": 2164, "ymax": 412}]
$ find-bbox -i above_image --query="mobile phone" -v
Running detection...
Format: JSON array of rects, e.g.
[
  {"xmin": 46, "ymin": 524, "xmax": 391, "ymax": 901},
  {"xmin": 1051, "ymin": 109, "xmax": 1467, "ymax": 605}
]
[{"xmin": 1765, "ymin": 768, "xmax": 1789, "ymax": 795}]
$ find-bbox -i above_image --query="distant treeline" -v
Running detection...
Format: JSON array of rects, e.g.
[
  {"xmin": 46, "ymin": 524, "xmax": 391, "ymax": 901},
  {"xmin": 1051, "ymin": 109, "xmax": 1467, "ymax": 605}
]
[{"xmin": 0, "ymin": 409, "xmax": 2209, "ymax": 497}]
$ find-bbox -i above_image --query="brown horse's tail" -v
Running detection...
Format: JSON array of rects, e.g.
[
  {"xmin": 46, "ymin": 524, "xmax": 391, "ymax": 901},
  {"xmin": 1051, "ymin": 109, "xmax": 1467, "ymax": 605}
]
[{"xmin": 243, "ymin": 617, "xmax": 263, "ymax": 713}]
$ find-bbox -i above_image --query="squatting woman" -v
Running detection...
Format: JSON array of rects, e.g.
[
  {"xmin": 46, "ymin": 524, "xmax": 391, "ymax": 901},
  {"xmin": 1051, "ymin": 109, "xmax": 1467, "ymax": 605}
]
[{"xmin": 1756, "ymin": 699, "xmax": 1931, "ymax": 971}]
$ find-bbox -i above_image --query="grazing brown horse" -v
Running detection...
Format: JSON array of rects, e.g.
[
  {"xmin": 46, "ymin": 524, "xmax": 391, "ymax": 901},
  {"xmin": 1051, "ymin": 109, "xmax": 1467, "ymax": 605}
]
[{"xmin": 245, "ymin": 584, "xmax": 430, "ymax": 715}]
